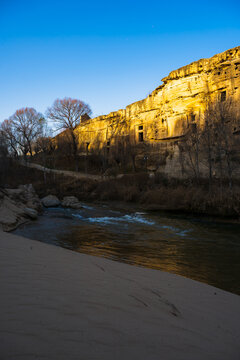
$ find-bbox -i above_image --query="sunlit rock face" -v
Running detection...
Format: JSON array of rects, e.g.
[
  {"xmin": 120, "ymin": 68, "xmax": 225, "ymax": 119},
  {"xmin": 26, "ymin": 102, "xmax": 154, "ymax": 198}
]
[{"xmin": 75, "ymin": 46, "xmax": 240, "ymax": 152}]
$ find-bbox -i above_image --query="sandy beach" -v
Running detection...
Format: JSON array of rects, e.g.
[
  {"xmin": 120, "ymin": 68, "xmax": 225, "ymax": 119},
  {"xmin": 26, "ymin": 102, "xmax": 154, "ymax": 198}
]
[{"xmin": 0, "ymin": 230, "xmax": 240, "ymax": 360}]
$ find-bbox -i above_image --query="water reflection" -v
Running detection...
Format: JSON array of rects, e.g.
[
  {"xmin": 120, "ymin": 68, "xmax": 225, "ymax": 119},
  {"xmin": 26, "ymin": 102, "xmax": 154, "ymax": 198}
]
[{"xmin": 14, "ymin": 204, "xmax": 240, "ymax": 295}]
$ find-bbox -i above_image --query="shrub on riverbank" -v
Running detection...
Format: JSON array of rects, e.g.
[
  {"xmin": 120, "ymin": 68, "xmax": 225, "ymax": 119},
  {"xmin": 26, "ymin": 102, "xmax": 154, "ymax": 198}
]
[
  {"xmin": 2, "ymin": 162, "xmax": 240, "ymax": 219},
  {"xmin": 141, "ymin": 186, "xmax": 240, "ymax": 217}
]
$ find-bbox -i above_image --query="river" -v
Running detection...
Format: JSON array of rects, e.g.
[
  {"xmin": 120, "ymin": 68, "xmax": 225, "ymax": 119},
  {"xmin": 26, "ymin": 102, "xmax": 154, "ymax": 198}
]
[{"xmin": 13, "ymin": 202, "xmax": 240, "ymax": 295}]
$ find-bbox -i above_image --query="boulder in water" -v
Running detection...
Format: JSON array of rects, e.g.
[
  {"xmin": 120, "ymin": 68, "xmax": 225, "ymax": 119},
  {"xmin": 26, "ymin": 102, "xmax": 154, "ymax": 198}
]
[
  {"xmin": 0, "ymin": 185, "xmax": 41, "ymax": 231},
  {"xmin": 61, "ymin": 196, "xmax": 82, "ymax": 209},
  {"xmin": 41, "ymin": 195, "xmax": 60, "ymax": 208},
  {"xmin": 23, "ymin": 207, "xmax": 38, "ymax": 220}
]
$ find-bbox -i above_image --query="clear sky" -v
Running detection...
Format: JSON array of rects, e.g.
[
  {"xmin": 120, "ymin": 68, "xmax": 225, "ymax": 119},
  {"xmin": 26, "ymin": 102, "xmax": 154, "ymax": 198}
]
[{"xmin": 0, "ymin": 0, "xmax": 240, "ymax": 121}]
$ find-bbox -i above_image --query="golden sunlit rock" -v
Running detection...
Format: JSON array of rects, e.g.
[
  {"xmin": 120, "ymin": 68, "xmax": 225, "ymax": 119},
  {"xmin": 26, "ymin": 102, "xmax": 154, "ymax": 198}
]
[{"xmin": 75, "ymin": 46, "xmax": 240, "ymax": 149}]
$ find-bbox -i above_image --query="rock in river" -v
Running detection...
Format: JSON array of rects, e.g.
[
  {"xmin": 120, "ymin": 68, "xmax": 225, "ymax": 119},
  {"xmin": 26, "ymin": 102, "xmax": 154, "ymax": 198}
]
[
  {"xmin": 0, "ymin": 185, "xmax": 41, "ymax": 231},
  {"xmin": 41, "ymin": 195, "xmax": 60, "ymax": 208},
  {"xmin": 61, "ymin": 196, "xmax": 82, "ymax": 209}
]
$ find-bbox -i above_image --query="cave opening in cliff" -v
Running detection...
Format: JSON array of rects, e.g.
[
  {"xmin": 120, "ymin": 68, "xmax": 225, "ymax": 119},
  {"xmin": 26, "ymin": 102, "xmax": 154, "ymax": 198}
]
[
  {"xmin": 139, "ymin": 132, "xmax": 144, "ymax": 142},
  {"xmin": 221, "ymin": 90, "xmax": 227, "ymax": 102},
  {"xmin": 86, "ymin": 142, "xmax": 90, "ymax": 154},
  {"xmin": 190, "ymin": 114, "xmax": 196, "ymax": 123},
  {"xmin": 106, "ymin": 141, "xmax": 110, "ymax": 154},
  {"xmin": 138, "ymin": 126, "xmax": 144, "ymax": 142}
]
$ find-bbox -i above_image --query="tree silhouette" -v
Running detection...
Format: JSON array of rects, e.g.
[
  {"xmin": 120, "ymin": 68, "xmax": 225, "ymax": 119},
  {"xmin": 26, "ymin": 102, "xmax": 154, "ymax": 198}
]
[
  {"xmin": 46, "ymin": 97, "xmax": 92, "ymax": 171},
  {"xmin": 1, "ymin": 108, "xmax": 44, "ymax": 158}
]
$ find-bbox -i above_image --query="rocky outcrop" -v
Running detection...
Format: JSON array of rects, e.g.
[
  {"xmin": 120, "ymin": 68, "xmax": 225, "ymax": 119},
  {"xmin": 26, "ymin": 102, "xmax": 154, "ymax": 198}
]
[
  {"xmin": 23, "ymin": 207, "xmax": 38, "ymax": 219},
  {"xmin": 0, "ymin": 185, "xmax": 42, "ymax": 232},
  {"xmin": 61, "ymin": 196, "xmax": 82, "ymax": 209},
  {"xmin": 48, "ymin": 46, "xmax": 240, "ymax": 180},
  {"xmin": 41, "ymin": 195, "xmax": 61, "ymax": 208},
  {"xmin": 73, "ymin": 46, "xmax": 240, "ymax": 159}
]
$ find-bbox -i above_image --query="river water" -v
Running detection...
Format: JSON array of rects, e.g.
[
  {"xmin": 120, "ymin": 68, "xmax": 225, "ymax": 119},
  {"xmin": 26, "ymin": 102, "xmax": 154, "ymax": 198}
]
[{"xmin": 13, "ymin": 202, "xmax": 240, "ymax": 295}]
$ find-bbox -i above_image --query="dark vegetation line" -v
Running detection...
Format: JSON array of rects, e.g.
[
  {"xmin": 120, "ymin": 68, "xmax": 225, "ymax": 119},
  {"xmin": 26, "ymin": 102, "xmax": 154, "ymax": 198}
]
[{"xmin": 1, "ymin": 161, "xmax": 240, "ymax": 219}]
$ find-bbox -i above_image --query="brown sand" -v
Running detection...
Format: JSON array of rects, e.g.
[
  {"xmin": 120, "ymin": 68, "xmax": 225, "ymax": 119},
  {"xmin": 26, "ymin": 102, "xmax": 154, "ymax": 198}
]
[{"xmin": 0, "ymin": 230, "xmax": 240, "ymax": 360}]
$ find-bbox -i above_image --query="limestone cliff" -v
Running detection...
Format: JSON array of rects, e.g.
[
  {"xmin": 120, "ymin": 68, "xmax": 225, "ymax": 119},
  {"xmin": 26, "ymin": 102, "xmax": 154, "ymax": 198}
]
[{"xmin": 75, "ymin": 46, "xmax": 240, "ymax": 152}]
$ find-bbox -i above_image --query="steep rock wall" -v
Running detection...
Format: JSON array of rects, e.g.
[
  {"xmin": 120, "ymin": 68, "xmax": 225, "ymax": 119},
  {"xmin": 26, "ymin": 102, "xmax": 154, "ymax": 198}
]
[{"xmin": 75, "ymin": 46, "xmax": 240, "ymax": 153}]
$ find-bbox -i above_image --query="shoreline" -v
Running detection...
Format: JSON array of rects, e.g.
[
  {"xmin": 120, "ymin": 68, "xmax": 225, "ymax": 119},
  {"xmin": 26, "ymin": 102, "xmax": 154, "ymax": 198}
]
[
  {"xmin": 1, "ymin": 230, "xmax": 240, "ymax": 359},
  {"xmin": 3, "ymin": 161, "xmax": 240, "ymax": 222},
  {"xmin": 96, "ymin": 199, "xmax": 240, "ymax": 224}
]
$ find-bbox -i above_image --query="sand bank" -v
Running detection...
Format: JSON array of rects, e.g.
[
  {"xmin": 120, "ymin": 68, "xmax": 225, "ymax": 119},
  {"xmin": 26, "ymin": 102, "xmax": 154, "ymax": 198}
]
[{"xmin": 0, "ymin": 230, "xmax": 240, "ymax": 360}]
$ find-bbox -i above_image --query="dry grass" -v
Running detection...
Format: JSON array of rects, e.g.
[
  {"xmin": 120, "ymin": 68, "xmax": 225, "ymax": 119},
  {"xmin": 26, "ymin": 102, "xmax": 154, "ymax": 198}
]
[
  {"xmin": 141, "ymin": 185, "xmax": 240, "ymax": 217},
  {"xmin": 1, "ymin": 160, "xmax": 240, "ymax": 218}
]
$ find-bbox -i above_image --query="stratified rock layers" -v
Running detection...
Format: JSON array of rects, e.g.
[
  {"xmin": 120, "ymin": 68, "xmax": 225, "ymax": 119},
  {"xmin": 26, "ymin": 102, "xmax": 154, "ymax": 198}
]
[{"xmin": 75, "ymin": 46, "xmax": 240, "ymax": 149}]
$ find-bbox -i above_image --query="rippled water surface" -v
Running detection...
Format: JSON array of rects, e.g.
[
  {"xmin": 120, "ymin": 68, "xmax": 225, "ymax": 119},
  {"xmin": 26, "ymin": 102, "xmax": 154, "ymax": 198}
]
[{"xmin": 14, "ymin": 202, "xmax": 240, "ymax": 295}]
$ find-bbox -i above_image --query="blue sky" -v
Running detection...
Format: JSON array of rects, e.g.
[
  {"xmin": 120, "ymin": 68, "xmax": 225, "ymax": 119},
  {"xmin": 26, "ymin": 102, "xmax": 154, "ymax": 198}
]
[{"xmin": 0, "ymin": 0, "xmax": 240, "ymax": 121}]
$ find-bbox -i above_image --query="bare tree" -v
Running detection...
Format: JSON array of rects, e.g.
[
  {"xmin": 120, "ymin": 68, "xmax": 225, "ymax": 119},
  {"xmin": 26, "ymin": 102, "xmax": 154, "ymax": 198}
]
[
  {"xmin": 179, "ymin": 98, "xmax": 240, "ymax": 189},
  {"xmin": 203, "ymin": 98, "xmax": 239, "ymax": 189},
  {"xmin": 34, "ymin": 122, "xmax": 53, "ymax": 155},
  {"xmin": 0, "ymin": 131, "xmax": 9, "ymax": 186},
  {"xmin": 34, "ymin": 136, "xmax": 53, "ymax": 156},
  {"xmin": 2, "ymin": 108, "xmax": 45, "ymax": 158},
  {"xmin": 181, "ymin": 121, "xmax": 201, "ymax": 183},
  {"xmin": 0, "ymin": 130, "xmax": 9, "ymax": 159},
  {"xmin": 0, "ymin": 119, "xmax": 19, "ymax": 157},
  {"xmin": 201, "ymin": 121, "xmax": 214, "ymax": 187},
  {"xmin": 46, "ymin": 98, "xmax": 92, "ymax": 171}
]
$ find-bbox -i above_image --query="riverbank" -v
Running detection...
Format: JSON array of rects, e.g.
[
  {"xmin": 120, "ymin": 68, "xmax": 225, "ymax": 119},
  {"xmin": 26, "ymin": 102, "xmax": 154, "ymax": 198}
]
[
  {"xmin": 1, "ymin": 230, "xmax": 240, "ymax": 360},
  {"xmin": 13, "ymin": 204, "xmax": 240, "ymax": 295},
  {"xmin": 2, "ymin": 161, "xmax": 240, "ymax": 220},
  {"xmin": 0, "ymin": 185, "xmax": 42, "ymax": 231}
]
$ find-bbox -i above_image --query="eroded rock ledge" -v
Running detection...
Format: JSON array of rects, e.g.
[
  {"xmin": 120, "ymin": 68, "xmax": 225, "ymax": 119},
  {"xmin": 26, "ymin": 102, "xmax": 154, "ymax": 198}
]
[
  {"xmin": 72, "ymin": 45, "xmax": 240, "ymax": 160},
  {"xmin": 0, "ymin": 185, "xmax": 42, "ymax": 232}
]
